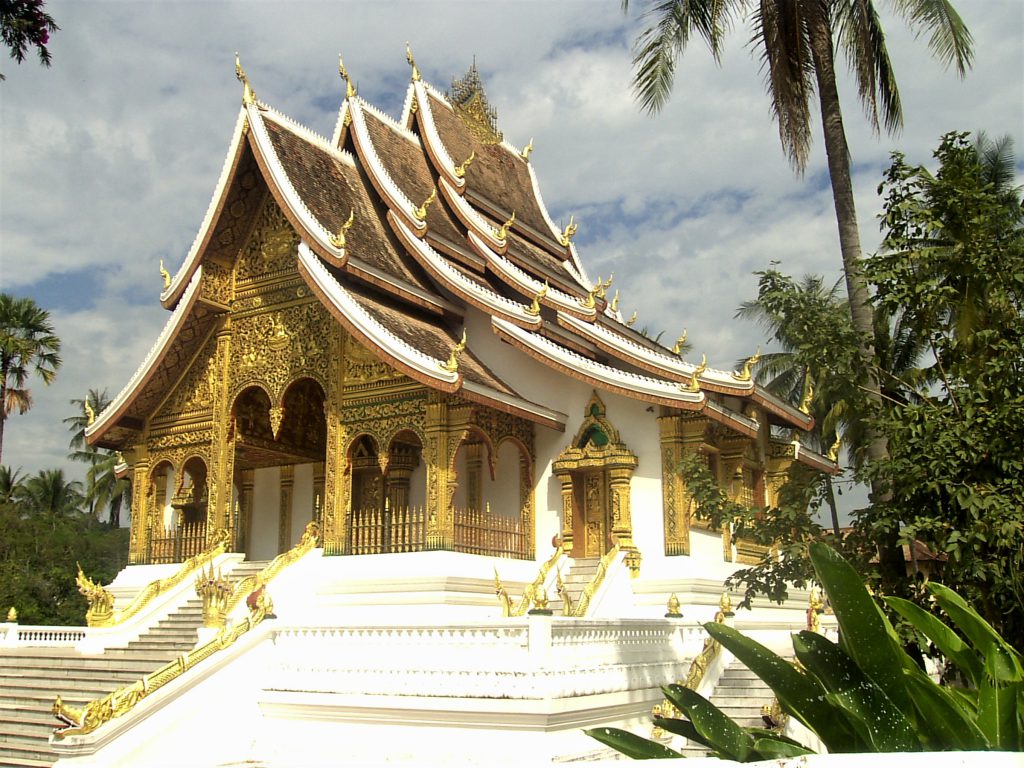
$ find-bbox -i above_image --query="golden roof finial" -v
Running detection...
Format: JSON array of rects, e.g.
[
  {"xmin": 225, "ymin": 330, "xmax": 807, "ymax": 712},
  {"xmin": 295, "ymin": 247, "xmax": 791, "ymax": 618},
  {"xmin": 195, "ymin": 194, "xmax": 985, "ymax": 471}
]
[
  {"xmin": 596, "ymin": 274, "xmax": 613, "ymax": 300},
  {"xmin": 558, "ymin": 215, "xmax": 577, "ymax": 247},
  {"xmin": 440, "ymin": 329, "xmax": 467, "ymax": 373},
  {"xmin": 493, "ymin": 211, "xmax": 516, "ymax": 240},
  {"xmin": 672, "ymin": 330, "xmax": 688, "ymax": 356},
  {"xmin": 828, "ymin": 434, "xmax": 842, "ymax": 462},
  {"xmin": 159, "ymin": 259, "xmax": 171, "ymax": 290},
  {"xmin": 526, "ymin": 280, "xmax": 548, "ymax": 316},
  {"xmin": 625, "ymin": 310, "xmax": 637, "ymax": 327},
  {"xmin": 329, "ymin": 209, "xmax": 355, "ymax": 249},
  {"xmin": 521, "ymin": 137, "xmax": 534, "ymax": 161},
  {"xmin": 799, "ymin": 373, "xmax": 815, "ymax": 414},
  {"xmin": 406, "ymin": 42, "xmax": 421, "ymax": 82},
  {"xmin": 580, "ymin": 285, "xmax": 597, "ymax": 310},
  {"xmin": 736, "ymin": 346, "xmax": 761, "ymax": 382},
  {"xmin": 454, "ymin": 150, "xmax": 476, "ymax": 179},
  {"xmin": 338, "ymin": 54, "xmax": 356, "ymax": 99},
  {"xmin": 684, "ymin": 354, "xmax": 707, "ymax": 392},
  {"xmin": 609, "ymin": 290, "xmax": 620, "ymax": 313},
  {"xmin": 84, "ymin": 399, "xmax": 95, "ymax": 426},
  {"xmin": 413, "ymin": 188, "xmax": 437, "ymax": 222},
  {"xmin": 235, "ymin": 52, "xmax": 256, "ymax": 105}
]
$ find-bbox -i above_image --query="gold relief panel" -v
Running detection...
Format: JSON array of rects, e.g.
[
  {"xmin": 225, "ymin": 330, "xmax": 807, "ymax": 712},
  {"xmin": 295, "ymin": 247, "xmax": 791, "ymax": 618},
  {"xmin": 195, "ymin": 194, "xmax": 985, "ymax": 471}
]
[
  {"xmin": 471, "ymin": 407, "xmax": 535, "ymax": 462},
  {"xmin": 235, "ymin": 200, "xmax": 299, "ymax": 283},
  {"xmin": 201, "ymin": 261, "xmax": 234, "ymax": 306},
  {"xmin": 154, "ymin": 334, "xmax": 219, "ymax": 423},
  {"xmin": 344, "ymin": 336, "xmax": 404, "ymax": 385},
  {"xmin": 149, "ymin": 430, "xmax": 213, "ymax": 452}
]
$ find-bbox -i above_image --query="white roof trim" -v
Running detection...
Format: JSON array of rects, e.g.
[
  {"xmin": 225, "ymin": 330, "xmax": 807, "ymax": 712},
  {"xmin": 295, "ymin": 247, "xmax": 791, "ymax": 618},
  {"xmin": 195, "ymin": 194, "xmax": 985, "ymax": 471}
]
[
  {"xmin": 247, "ymin": 105, "xmax": 346, "ymax": 261},
  {"xmin": 492, "ymin": 318, "xmax": 705, "ymax": 405},
  {"xmin": 704, "ymin": 398, "xmax": 760, "ymax": 434},
  {"xmin": 348, "ymin": 98, "xmax": 427, "ymax": 233},
  {"xmin": 162, "ymin": 108, "xmax": 248, "ymax": 308},
  {"xmin": 440, "ymin": 177, "xmax": 505, "ymax": 250},
  {"xmin": 261, "ymin": 107, "xmax": 356, "ymax": 167},
  {"xmin": 558, "ymin": 312, "xmax": 754, "ymax": 391},
  {"xmin": 468, "ymin": 231, "xmax": 596, "ymax": 320},
  {"xmin": 525, "ymin": 162, "xmax": 590, "ymax": 291},
  {"xmin": 298, "ymin": 243, "xmax": 458, "ymax": 386},
  {"xmin": 391, "ymin": 216, "xmax": 541, "ymax": 329},
  {"xmin": 330, "ymin": 100, "xmax": 350, "ymax": 148},
  {"xmin": 88, "ymin": 268, "xmax": 205, "ymax": 440},
  {"xmin": 413, "ymin": 81, "xmax": 465, "ymax": 191},
  {"xmin": 461, "ymin": 380, "xmax": 567, "ymax": 428}
]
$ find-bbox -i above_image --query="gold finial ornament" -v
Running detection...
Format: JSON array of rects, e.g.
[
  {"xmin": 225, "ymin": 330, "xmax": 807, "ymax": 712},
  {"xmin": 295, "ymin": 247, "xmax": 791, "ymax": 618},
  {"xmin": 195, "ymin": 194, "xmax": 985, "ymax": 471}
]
[
  {"xmin": 440, "ymin": 329, "xmax": 467, "ymax": 373},
  {"xmin": 521, "ymin": 137, "xmax": 534, "ymax": 161},
  {"xmin": 799, "ymin": 374, "xmax": 815, "ymax": 414},
  {"xmin": 579, "ymin": 286, "xmax": 597, "ymax": 310},
  {"xmin": 6, "ymin": 606, "xmax": 16, "ymax": 622},
  {"xmin": 736, "ymin": 347, "xmax": 761, "ymax": 382},
  {"xmin": 405, "ymin": 42, "xmax": 421, "ymax": 82},
  {"xmin": 720, "ymin": 590, "xmax": 734, "ymax": 616},
  {"xmin": 338, "ymin": 54, "xmax": 356, "ymax": 99},
  {"xmin": 493, "ymin": 211, "xmax": 516, "ymax": 240},
  {"xmin": 596, "ymin": 274, "xmax": 613, "ymax": 299},
  {"xmin": 828, "ymin": 434, "xmax": 842, "ymax": 462},
  {"xmin": 665, "ymin": 593, "xmax": 682, "ymax": 618},
  {"xmin": 609, "ymin": 290, "xmax": 620, "ymax": 313},
  {"xmin": 235, "ymin": 52, "xmax": 256, "ymax": 105},
  {"xmin": 159, "ymin": 260, "xmax": 171, "ymax": 290},
  {"xmin": 529, "ymin": 585, "xmax": 551, "ymax": 613},
  {"xmin": 526, "ymin": 280, "xmax": 548, "ymax": 316},
  {"xmin": 329, "ymin": 209, "xmax": 355, "ymax": 249},
  {"xmin": 558, "ymin": 215, "xmax": 577, "ymax": 247},
  {"xmin": 685, "ymin": 354, "xmax": 707, "ymax": 392},
  {"xmin": 454, "ymin": 150, "xmax": 476, "ymax": 179},
  {"xmin": 808, "ymin": 585, "xmax": 825, "ymax": 633},
  {"xmin": 84, "ymin": 400, "xmax": 95, "ymax": 426},
  {"xmin": 626, "ymin": 311, "xmax": 637, "ymax": 327},
  {"xmin": 413, "ymin": 188, "xmax": 436, "ymax": 222},
  {"xmin": 672, "ymin": 330, "xmax": 688, "ymax": 355}
]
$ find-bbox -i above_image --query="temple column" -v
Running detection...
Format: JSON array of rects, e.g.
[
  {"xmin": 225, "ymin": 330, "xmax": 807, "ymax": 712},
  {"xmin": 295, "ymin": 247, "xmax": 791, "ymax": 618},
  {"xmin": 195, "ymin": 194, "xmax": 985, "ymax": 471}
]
[
  {"xmin": 207, "ymin": 323, "xmax": 236, "ymax": 548},
  {"xmin": 608, "ymin": 464, "xmax": 637, "ymax": 551},
  {"xmin": 313, "ymin": 462, "xmax": 325, "ymax": 529},
  {"xmin": 719, "ymin": 440, "xmax": 747, "ymax": 562},
  {"xmin": 278, "ymin": 465, "xmax": 294, "ymax": 553},
  {"xmin": 424, "ymin": 394, "xmax": 471, "ymax": 551},
  {"xmin": 658, "ymin": 412, "xmax": 707, "ymax": 556},
  {"xmin": 128, "ymin": 455, "xmax": 151, "ymax": 564},
  {"xmin": 555, "ymin": 471, "xmax": 574, "ymax": 550},
  {"xmin": 323, "ymin": 329, "xmax": 350, "ymax": 555}
]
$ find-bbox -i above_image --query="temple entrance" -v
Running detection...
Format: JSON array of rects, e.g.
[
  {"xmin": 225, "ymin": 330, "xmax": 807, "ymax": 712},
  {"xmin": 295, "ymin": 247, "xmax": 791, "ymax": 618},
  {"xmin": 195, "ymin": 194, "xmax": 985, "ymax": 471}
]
[{"xmin": 575, "ymin": 468, "xmax": 611, "ymax": 557}]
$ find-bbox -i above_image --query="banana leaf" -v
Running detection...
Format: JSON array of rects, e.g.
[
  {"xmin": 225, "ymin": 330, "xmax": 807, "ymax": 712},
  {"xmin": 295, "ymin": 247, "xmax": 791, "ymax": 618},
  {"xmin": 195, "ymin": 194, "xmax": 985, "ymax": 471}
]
[
  {"xmin": 583, "ymin": 726, "xmax": 683, "ymax": 759},
  {"xmin": 663, "ymin": 683, "xmax": 756, "ymax": 761},
  {"xmin": 883, "ymin": 595, "xmax": 984, "ymax": 686},
  {"xmin": 902, "ymin": 666, "xmax": 989, "ymax": 750}
]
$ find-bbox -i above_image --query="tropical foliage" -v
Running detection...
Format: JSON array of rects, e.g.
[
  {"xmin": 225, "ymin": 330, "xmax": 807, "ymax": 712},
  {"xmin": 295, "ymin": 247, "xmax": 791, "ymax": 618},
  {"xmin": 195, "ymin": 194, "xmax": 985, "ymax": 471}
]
[
  {"xmin": 0, "ymin": 293, "xmax": 62, "ymax": 465},
  {"xmin": 587, "ymin": 543, "xmax": 1023, "ymax": 758},
  {"xmin": 0, "ymin": 0, "xmax": 58, "ymax": 80},
  {"xmin": 65, "ymin": 389, "xmax": 131, "ymax": 526}
]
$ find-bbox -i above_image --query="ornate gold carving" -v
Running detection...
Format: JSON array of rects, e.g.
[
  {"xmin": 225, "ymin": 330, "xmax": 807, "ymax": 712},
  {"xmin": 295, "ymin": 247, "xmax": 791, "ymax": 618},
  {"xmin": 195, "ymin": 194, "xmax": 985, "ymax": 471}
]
[
  {"xmin": 448, "ymin": 61, "xmax": 503, "ymax": 145},
  {"xmin": 268, "ymin": 405, "xmax": 284, "ymax": 439},
  {"xmin": 338, "ymin": 54, "xmax": 356, "ymax": 99},
  {"xmin": 684, "ymin": 354, "xmax": 707, "ymax": 392},
  {"xmin": 201, "ymin": 260, "xmax": 234, "ymax": 306},
  {"xmin": 154, "ymin": 333, "xmax": 219, "ymax": 423},
  {"xmin": 235, "ymin": 200, "xmax": 298, "ymax": 282},
  {"xmin": 329, "ymin": 209, "xmax": 355, "ymax": 249},
  {"xmin": 521, "ymin": 138, "xmax": 533, "ymax": 161},
  {"xmin": 440, "ymin": 329, "xmax": 466, "ymax": 373},
  {"xmin": 666, "ymin": 593, "xmax": 682, "ymax": 617},
  {"xmin": 454, "ymin": 150, "xmax": 475, "ymax": 179},
  {"xmin": 194, "ymin": 563, "xmax": 232, "ymax": 628},
  {"xmin": 736, "ymin": 347, "xmax": 761, "ymax": 382},
  {"xmin": 413, "ymin": 188, "xmax": 436, "ymax": 222},
  {"xmin": 672, "ymin": 330, "xmax": 688, "ymax": 356},
  {"xmin": 235, "ymin": 52, "xmax": 256, "ymax": 105},
  {"xmin": 493, "ymin": 211, "xmax": 515, "ymax": 240},
  {"xmin": 159, "ymin": 260, "xmax": 171, "ymax": 290},
  {"xmin": 558, "ymin": 215, "xmax": 577, "ymax": 247}
]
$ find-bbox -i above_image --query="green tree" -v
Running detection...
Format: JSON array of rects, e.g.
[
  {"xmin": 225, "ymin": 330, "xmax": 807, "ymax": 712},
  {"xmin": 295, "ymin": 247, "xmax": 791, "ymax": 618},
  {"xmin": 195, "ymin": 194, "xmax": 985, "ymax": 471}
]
[
  {"xmin": 865, "ymin": 131, "xmax": 1024, "ymax": 644},
  {"xmin": 624, "ymin": 0, "xmax": 973, "ymax": 589},
  {"xmin": 64, "ymin": 389, "xmax": 130, "ymax": 524},
  {"xmin": 0, "ymin": 0, "xmax": 58, "ymax": 80},
  {"xmin": 0, "ymin": 293, "xmax": 62, "ymax": 464},
  {"xmin": 0, "ymin": 464, "xmax": 24, "ymax": 504},
  {"xmin": 21, "ymin": 468, "xmax": 84, "ymax": 519}
]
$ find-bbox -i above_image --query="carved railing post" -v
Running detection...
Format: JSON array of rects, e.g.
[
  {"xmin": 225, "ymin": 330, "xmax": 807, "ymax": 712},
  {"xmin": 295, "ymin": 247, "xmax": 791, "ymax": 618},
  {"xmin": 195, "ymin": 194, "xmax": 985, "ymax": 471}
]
[{"xmin": 208, "ymin": 324, "xmax": 236, "ymax": 549}]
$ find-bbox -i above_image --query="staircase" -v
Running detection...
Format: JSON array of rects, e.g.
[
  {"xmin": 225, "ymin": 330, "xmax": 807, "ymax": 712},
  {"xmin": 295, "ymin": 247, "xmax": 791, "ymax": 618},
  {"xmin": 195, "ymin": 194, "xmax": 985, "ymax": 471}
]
[
  {"xmin": 548, "ymin": 557, "xmax": 600, "ymax": 616},
  {"xmin": 0, "ymin": 559, "xmax": 268, "ymax": 767},
  {"xmin": 677, "ymin": 659, "xmax": 777, "ymax": 757}
]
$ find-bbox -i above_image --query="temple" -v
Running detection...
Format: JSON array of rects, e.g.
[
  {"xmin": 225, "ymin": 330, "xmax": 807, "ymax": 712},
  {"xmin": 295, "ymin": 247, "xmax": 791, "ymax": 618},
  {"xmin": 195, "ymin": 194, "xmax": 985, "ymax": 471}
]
[
  {"xmin": 86, "ymin": 53, "xmax": 830, "ymax": 573},
  {"xmin": 2, "ymin": 51, "xmax": 837, "ymax": 767}
]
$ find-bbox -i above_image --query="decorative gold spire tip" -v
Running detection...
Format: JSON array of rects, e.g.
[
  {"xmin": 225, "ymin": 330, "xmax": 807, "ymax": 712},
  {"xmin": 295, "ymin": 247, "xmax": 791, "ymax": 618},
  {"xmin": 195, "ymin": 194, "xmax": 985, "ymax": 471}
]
[
  {"xmin": 329, "ymin": 209, "xmax": 355, "ymax": 249},
  {"xmin": 6, "ymin": 606, "xmax": 16, "ymax": 622},
  {"xmin": 521, "ymin": 137, "xmax": 534, "ymax": 161},
  {"xmin": 84, "ymin": 400, "xmax": 96, "ymax": 426},
  {"xmin": 684, "ymin": 353, "xmax": 707, "ymax": 392},
  {"xmin": 159, "ymin": 259, "xmax": 171, "ymax": 290},
  {"xmin": 625, "ymin": 310, "xmax": 637, "ymax": 327},
  {"xmin": 235, "ymin": 52, "xmax": 256, "ymax": 105},
  {"xmin": 440, "ymin": 329, "xmax": 467, "ymax": 373},
  {"xmin": 736, "ymin": 346, "xmax": 761, "ymax": 382},
  {"xmin": 672, "ymin": 329, "xmax": 688, "ymax": 356},
  {"xmin": 413, "ymin": 188, "xmax": 436, "ymax": 222},
  {"xmin": 799, "ymin": 374, "xmax": 815, "ymax": 414},
  {"xmin": 558, "ymin": 215, "xmax": 577, "ymax": 247},
  {"xmin": 338, "ymin": 54, "xmax": 356, "ymax": 99},
  {"xmin": 405, "ymin": 42, "xmax": 421, "ymax": 82},
  {"xmin": 454, "ymin": 150, "xmax": 476, "ymax": 179},
  {"xmin": 609, "ymin": 289, "xmax": 620, "ymax": 313},
  {"xmin": 493, "ymin": 211, "xmax": 516, "ymax": 240},
  {"xmin": 526, "ymin": 280, "xmax": 548, "ymax": 316}
]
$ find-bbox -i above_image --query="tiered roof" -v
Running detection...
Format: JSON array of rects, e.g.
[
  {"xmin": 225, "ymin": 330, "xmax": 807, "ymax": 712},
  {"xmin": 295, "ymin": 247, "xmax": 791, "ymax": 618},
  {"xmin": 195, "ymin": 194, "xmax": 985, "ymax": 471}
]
[{"xmin": 87, "ymin": 52, "xmax": 833, "ymax": 472}]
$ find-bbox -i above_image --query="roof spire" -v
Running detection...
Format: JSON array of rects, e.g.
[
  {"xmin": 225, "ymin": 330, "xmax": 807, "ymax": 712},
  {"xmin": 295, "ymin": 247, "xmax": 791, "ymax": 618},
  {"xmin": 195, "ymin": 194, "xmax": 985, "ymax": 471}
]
[
  {"xmin": 338, "ymin": 54, "xmax": 356, "ymax": 99},
  {"xmin": 406, "ymin": 42, "xmax": 421, "ymax": 82},
  {"xmin": 521, "ymin": 138, "xmax": 534, "ymax": 161},
  {"xmin": 558, "ymin": 215, "xmax": 577, "ymax": 247},
  {"xmin": 448, "ymin": 59, "xmax": 503, "ymax": 145},
  {"xmin": 235, "ymin": 52, "xmax": 256, "ymax": 105}
]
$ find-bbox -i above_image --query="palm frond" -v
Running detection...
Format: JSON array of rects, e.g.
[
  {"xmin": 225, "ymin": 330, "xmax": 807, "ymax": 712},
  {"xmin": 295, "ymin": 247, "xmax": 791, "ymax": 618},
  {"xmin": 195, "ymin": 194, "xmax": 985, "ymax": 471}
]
[
  {"xmin": 888, "ymin": 0, "xmax": 973, "ymax": 75},
  {"xmin": 835, "ymin": 0, "xmax": 903, "ymax": 135}
]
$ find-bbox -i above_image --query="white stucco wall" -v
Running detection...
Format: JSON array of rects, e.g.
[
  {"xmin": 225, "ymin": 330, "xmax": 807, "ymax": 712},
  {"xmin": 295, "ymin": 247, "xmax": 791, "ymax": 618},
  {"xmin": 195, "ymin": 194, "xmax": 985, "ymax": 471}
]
[
  {"xmin": 290, "ymin": 463, "xmax": 314, "ymax": 547},
  {"xmin": 250, "ymin": 466, "xmax": 281, "ymax": 561}
]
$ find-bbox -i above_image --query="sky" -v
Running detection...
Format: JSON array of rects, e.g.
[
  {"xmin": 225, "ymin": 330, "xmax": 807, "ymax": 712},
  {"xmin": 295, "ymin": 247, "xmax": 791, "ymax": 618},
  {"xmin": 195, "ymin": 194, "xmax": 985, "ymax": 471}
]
[{"xmin": 1, "ymin": 1, "xmax": 1021, "ymax": 517}]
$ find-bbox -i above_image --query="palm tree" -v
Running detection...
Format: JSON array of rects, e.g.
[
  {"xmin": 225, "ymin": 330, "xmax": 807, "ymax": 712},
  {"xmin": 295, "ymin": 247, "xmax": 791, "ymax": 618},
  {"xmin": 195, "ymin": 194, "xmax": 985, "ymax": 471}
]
[
  {"xmin": 86, "ymin": 452, "xmax": 131, "ymax": 527},
  {"xmin": 21, "ymin": 468, "xmax": 84, "ymax": 519},
  {"xmin": 624, "ymin": 0, "xmax": 972, "ymax": 588},
  {"xmin": 0, "ymin": 294, "xmax": 62, "ymax": 464},
  {"xmin": 0, "ymin": 464, "xmax": 26, "ymax": 504},
  {"xmin": 64, "ymin": 389, "xmax": 114, "ymax": 519}
]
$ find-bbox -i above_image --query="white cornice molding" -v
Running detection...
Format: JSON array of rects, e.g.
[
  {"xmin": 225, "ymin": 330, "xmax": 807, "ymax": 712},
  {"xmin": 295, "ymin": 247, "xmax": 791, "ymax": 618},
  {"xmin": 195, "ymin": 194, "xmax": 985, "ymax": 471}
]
[
  {"xmin": 161, "ymin": 109, "xmax": 248, "ymax": 309},
  {"xmin": 492, "ymin": 318, "xmax": 705, "ymax": 406},
  {"xmin": 439, "ymin": 177, "xmax": 505, "ymax": 251},
  {"xmin": 247, "ymin": 105, "xmax": 346, "ymax": 261},
  {"xmin": 330, "ymin": 100, "xmax": 350, "ymax": 148},
  {"xmin": 468, "ymin": 232, "xmax": 596, "ymax": 320},
  {"xmin": 391, "ymin": 215, "xmax": 541, "ymax": 329},
  {"xmin": 89, "ymin": 269, "xmax": 205, "ymax": 441},
  {"xmin": 413, "ymin": 81, "xmax": 464, "ymax": 191},
  {"xmin": 461, "ymin": 380, "xmax": 567, "ymax": 430},
  {"xmin": 298, "ymin": 244, "xmax": 458, "ymax": 386}
]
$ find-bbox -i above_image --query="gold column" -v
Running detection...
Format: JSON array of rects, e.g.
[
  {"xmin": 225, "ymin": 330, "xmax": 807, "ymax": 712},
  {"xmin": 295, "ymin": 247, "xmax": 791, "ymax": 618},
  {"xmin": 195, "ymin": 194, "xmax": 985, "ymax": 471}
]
[
  {"xmin": 519, "ymin": 453, "xmax": 535, "ymax": 559},
  {"xmin": 313, "ymin": 462, "xmax": 325, "ymax": 528},
  {"xmin": 556, "ymin": 472, "xmax": 574, "ymax": 549},
  {"xmin": 322, "ymin": 329, "xmax": 350, "ymax": 555},
  {"xmin": 128, "ymin": 456, "xmax": 152, "ymax": 564},
  {"xmin": 278, "ymin": 465, "xmax": 294, "ymax": 553},
  {"xmin": 608, "ymin": 466, "xmax": 635, "ymax": 550},
  {"xmin": 424, "ymin": 396, "xmax": 452, "ymax": 550},
  {"xmin": 207, "ymin": 324, "xmax": 236, "ymax": 546},
  {"xmin": 658, "ymin": 412, "xmax": 707, "ymax": 556},
  {"xmin": 719, "ymin": 441, "xmax": 747, "ymax": 562}
]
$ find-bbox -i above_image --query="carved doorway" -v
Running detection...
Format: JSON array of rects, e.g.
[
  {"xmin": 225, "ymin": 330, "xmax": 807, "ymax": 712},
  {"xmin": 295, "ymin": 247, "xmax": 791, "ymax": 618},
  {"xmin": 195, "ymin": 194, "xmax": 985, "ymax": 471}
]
[{"xmin": 576, "ymin": 468, "xmax": 611, "ymax": 557}]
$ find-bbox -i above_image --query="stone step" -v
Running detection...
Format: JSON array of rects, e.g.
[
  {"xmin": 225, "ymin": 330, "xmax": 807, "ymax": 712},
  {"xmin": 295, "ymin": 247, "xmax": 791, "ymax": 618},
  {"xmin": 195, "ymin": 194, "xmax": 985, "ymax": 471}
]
[{"xmin": 0, "ymin": 738, "xmax": 56, "ymax": 766}]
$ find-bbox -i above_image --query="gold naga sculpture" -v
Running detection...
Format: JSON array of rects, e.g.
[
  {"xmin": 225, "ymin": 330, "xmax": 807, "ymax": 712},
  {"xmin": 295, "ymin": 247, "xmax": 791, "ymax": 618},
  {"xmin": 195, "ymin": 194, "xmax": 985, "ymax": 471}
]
[
  {"xmin": 526, "ymin": 280, "xmax": 548, "ymax": 317},
  {"xmin": 75, "ymin": 565, "xmax": 115, "ymax": 626},
  {"xmin": 405, "ymin": 42, "xmax": 421, "ymax": 82},
  {"xmin": 84, "ymin": 399, "xmax": 96, "ymax": 426},
  {"xmin": 159, "ymin": 259, "xmax": 171, "ymax": 290},
  {"xmin": 234, "ymin": 52, "xmax": 256, "ymax": 105},
  {"xmin": 454, "ymin": 150, "xmax": 476, "ymax": 179},
  {"xmin": 736, "ymin": 346, "xmax": 761, "ymax": 382},
  {"xmin": 329, "ymin": 209, "xmax": 355, "ymax": 250},
  {"xmin": 493, "ymin": 211, "xmax": 516, "ymax": 240},
  {"xmin": 558, "ymin": 215, "xmax": 577, "ymax": 247},
  {"xmin": 672, "ymin": 329, "xmax": 688, "ymax": 356},
  {"xmin": 555, "ymin": 567, "xmax": 574, "ymax": 616},
  {"xmin": 413, "ymin": 188, "xmax": 437, "ymax": 222},
  {"xmin": 338, "ymin": 54, "xmax": 356, "ymax": 99},
  {"xmin": 440, "ymin": 329, "xmax": 467, "ymax": 373},
  {"xmin": 520, "ymin": 137, "xmax": 534, "ymax": 161},
  {"xmin": 684, "ymin": 353, "xmax": 707, "ymax": 392}
]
